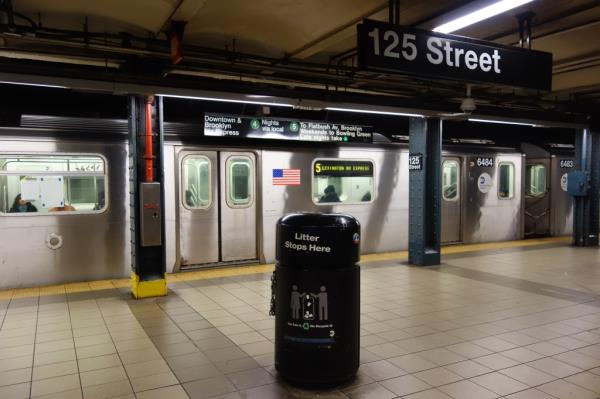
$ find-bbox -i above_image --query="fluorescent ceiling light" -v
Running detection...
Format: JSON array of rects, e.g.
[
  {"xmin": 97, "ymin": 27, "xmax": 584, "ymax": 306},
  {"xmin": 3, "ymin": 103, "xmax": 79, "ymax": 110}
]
[
  {"xmin": 468, "ymin": 118, "xmax": 537, "ymax": 127},
  {"xmin": 0, "ymin": 80, "xmax": 67, "ymax": 89},
  {"xmin": 326, "ymin": 107, "xmax": 423, "ymax": 118},
  {"xmin": 433, "ymin": 0, "xmax": 535, "ymax": 34},
  {"xmin": 158, "ymin": 94, "xmax": 294, "ymax": 108}
]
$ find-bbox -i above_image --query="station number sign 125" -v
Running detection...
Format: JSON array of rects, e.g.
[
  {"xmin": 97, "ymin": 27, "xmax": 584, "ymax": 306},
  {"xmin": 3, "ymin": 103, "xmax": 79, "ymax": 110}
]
[{"xmin": 367, "ymin": 28, "xmax": 417, "ymax": 61}]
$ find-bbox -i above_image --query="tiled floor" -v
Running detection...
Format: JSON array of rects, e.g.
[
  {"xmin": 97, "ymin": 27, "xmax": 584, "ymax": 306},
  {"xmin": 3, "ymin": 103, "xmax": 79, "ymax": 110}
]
[{"xmin": 2, "ymin": 239, "xmax": 600, "ymax": 398}]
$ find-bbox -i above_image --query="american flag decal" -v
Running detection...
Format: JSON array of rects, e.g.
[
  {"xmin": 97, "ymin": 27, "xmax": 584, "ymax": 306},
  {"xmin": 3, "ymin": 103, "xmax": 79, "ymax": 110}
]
[{"xmin": 272, "ymin": 169, "xmax": 301, "ymax": 186}]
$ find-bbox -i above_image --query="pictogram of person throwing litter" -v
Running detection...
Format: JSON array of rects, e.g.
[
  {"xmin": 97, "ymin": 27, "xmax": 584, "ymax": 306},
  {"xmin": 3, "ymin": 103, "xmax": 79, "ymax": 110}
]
[
  {"xmin": 291, "ymin": 285, "xmax": 328, "ymax": 321},
  {"xmin": 312, "ymin": 286, "xmax": 328, "ymax": 321}
]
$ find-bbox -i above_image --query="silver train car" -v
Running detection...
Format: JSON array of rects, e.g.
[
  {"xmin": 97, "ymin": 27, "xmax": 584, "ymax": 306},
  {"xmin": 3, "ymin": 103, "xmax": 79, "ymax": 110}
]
[{"xmin": 0, "ymin": 117, "xmax": 573, "ymax": 288}]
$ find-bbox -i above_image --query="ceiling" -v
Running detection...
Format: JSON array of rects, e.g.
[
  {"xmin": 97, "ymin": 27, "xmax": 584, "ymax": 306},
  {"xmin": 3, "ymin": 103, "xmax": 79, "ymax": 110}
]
[{"xmin": 1, "ymin": 0, "xmax": 599, "ymax": 119}]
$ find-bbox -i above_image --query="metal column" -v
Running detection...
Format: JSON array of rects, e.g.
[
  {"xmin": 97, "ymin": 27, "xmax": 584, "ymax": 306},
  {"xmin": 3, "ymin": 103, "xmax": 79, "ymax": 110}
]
[
  {"xmin": 129, "ymin": 95, "xmax": 168, "ymax": 298},
  {"xmin": 573, "ymin": 128, "xmax": 600, "ymax": 246},
  {"xmin": 408, "ymin": 117, "xmax": 442, "ymax": 265}
]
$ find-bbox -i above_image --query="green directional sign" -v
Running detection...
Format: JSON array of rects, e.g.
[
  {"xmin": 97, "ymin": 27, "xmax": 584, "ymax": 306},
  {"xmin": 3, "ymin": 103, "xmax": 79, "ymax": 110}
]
[{"xmin": 204, "ymin": 113, "xmax": 373, "ymax": 143}]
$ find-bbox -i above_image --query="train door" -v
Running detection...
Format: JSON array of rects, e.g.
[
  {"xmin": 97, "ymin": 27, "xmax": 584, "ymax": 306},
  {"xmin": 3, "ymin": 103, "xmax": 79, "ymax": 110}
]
[
  {"xmin": 178, "ymin": 150, "xmax": 257, "ymax": 268},
  {"xmin": 524, "ymin": 158, "xmax": 550, "ymax": 236},
  {"xmin": 441, "ymin": 157, "xmax": 461, "ymax": 243},
  {"xmin": 179, "ymin": 151, "xmax": 219, "ymax": 265},
  {"xmin": 219, "ymin": 151, "xmax": 257, "ymax": 262}
]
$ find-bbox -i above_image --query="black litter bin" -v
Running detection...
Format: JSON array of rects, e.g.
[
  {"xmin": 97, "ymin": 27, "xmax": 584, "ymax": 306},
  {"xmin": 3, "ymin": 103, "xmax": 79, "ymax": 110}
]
[{"xmin": 272, "ymin": 212, "xmax": 360, "ymax": 387}]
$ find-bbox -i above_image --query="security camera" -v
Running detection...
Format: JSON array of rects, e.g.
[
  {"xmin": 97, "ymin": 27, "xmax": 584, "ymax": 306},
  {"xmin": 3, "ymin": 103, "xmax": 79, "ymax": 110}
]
[{"xmin": 460, "ymin": 97, "xmax": 476, "ymax": 114}]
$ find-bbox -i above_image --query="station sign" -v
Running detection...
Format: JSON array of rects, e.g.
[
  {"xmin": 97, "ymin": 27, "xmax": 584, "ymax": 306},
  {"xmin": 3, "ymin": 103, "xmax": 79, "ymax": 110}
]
[
  {"xmin": 357, "ymin": 19, "xmax": 553, "ymax": 91},
  {"xmin": 408, "ymin": 153, "xmax": 423, "ymax": 171},
  {"xmin": 204, "ymin": 113, "xmax": 372, "ymax": 143}
]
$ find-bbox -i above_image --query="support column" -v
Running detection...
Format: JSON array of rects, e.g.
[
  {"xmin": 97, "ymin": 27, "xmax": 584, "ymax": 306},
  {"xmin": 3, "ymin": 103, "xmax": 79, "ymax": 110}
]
[
  {"xmin": 573, "ymin": 128, "xmax": 599, "ymax": 246},
  {"xmin": 408, "ymin": 117, "xmax": 442, "ymax": 265},
  {"xmin": 129, "ymin": 95, "xmax": 167, "ymax": 298}
]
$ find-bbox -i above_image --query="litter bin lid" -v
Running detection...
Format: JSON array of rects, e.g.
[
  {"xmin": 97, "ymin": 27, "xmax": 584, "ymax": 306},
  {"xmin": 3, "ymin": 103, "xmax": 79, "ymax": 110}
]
[{"xmin": 276, "ymin": 212, "xmax": 360, "ymax": 268}]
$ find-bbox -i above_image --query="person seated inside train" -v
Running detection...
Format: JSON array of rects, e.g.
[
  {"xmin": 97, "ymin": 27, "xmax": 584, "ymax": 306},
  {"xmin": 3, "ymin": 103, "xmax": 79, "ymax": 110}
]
[
  {"xmin": 93, "ymin": 191, "xmax": 105, "ymax": 211},
  {"xmin": 319, "ymin": 185, "xmax": 341, "ymax": 203},
  {"xmin": 93, "ymin": 196, "xmax": 105, "ymax": 211},
  {"xmin": 49, "ymin": 204, "xmax": 76, "ymax": 212},
  {"xmin": 361, "ymin": 191, "xmax": 372, "ymax": 202},
  {"xmin": 9, "ymin": 194, "xmax": 37, "ymax": 213},
  {"xmin": 185, "ymin": 189, "xmax": 196, "ymax": 207}
]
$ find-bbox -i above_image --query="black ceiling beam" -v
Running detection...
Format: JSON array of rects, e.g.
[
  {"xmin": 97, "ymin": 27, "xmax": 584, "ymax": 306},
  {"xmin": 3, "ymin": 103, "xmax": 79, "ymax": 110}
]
[{"xmin": 0, "ymin": 56, "xmax": 588, "ymax": 127}]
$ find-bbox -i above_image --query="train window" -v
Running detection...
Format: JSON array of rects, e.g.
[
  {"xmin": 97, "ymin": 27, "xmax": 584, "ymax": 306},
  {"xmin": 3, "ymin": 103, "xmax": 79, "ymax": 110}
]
[
  {"xmin": 498, "ymin": 162, "xmax": 515, "ymax": 199},
  {"xmin": 312, "ymin": 159, "xmax": 374, "ymax": 205},
  {"xmin": 442, "ymin": 161, "xmax": 459, "ymax": 201},
  {"xmin": 182, "ymin": 156, "xmax": 211, "ymax": 209},
  {"xmin": 526, "ymin": 164, "xmax": 546, "ymax": 197},
  {"xmin": 0, "ymin": 154, "xmax": 107, "ymax": 215},
  {"xmin": 226, "ymin": 156, "xmax": 253, "ymax": 207}
]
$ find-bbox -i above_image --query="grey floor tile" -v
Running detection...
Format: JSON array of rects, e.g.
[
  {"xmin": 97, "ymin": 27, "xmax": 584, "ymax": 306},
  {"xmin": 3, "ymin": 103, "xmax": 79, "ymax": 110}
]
[
  {"xmin": 473, "ymin": 353, "xmax": 520, "ymax": 370},
  {"xmin": 564, "ymin": 371, "xmax": 600, "ymax": 393},
  {"xmin": 343, "ymin": 382, "xmax": 396, "ymax": 399},
  {"xmin": 172, "ymin": 362, "xmax": 221, "ymax": 383},
  {"xmin": 136, "ymin": 385, "xmax": 190, "ymax": 399},
  {"xmin": 470, "ymin": 372, "xmax": 529, "ymax": 396},
  {"xmin": 80, "ymin": 366, "xmax": 128, "ymax": 388},
  {"xmin": 537, "ymin": 379, "xmax": 598, "ymax": 399},
  {"xmin": 438, "ymin": 380, "xmax": 499, "ymax": 399},
  {"xmin": 0, "ymin": 355, "xmax": 33, "ymax": 373},
  {"xmin": 403, "ymin": 389, "xmax": 454, "ymax": 399},
  {"xmin": 505, "ymin": 388, "xmax": 557, "ymax": 399},
  {"xmin": 528, "ymin": 357, "xmax": 584, "ymax": 378},
  {"xmin": 379, "ymin": 374, "xmax": 431, "ymax": 396},
  {"xmin": 77, "ymin": 354, "xmax": 122, "ymax": 372},
  {"xmin": 130, "ymin": 371, "xmax": 179, "ymax": 392},
  {"xmin": 443, "ymin": 360, "xmax": 493, "ymax": 379},
  {"xmin": 360, "ymin": 360, "xmax": 406, "ymax": 381},
  {"xmin": 0, "ymin": 382, "xmax": 30, "ymax": 399},
  {"xmin": 33, "ymin": 360, "xmax": 78, "ymax": 380},
  {"xmin": 226, "ymin": 367, "xmax": 275, "ymax": 390},
  {"xmin": 215, "ymin": 356, "xmax": 260, "ymax": 374},
  {"xmin": 34, "ymin": 387, "xmax": 83, "ymax": 399},
  {"xmin": 388, "ymin": 353, "xmax": 437, "ymax": 373},
  {"xmin": 34, "ymin": 348, "xmax": 76, "ymax": 367},
  {"xmin": 166, "ymin": 352, "xmax": 211, "ymax": 370},
  {"xmin": 204, "ymin": 346, "xmax": 249, "ymax": 363},
  {"xmin": 31, "ymin": 373, "xmax": 81, "ymax": 397},
  {"xmin": 414, "ymin": 367, "xmax": 463, "ymax": 387},
  {"xmin": 0, "ymin": 367, "xmax": 31, "ymax": 387},
  {"xmin": 81, "ymin": 379, "xmax": 133, "ymax": 399},
  {"xmin": 499, "ymin": 364, "xmax": 556, "ymax": 386},
  {"xmin": 183, "ymin": 375, "xmax": 237, "ymax": 399}
]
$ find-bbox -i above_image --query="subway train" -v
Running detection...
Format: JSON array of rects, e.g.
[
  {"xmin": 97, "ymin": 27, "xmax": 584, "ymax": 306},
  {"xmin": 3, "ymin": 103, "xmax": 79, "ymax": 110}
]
[{"xmin": 0, "ymin": 115, "xmax": 574, "ymax": 288}]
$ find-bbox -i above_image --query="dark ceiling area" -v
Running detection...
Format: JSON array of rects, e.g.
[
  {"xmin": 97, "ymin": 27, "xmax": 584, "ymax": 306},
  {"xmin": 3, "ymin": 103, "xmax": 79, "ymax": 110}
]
[{"xmin": 0, "ymin": 0, "xmax": 598, "ymax": 124}]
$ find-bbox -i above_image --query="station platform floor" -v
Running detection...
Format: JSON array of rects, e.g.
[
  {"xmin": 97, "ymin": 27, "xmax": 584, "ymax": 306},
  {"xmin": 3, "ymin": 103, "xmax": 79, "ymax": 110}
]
[{"xmin": 3, "ymin": 237, "xmax": 600, "ymax": 398}]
